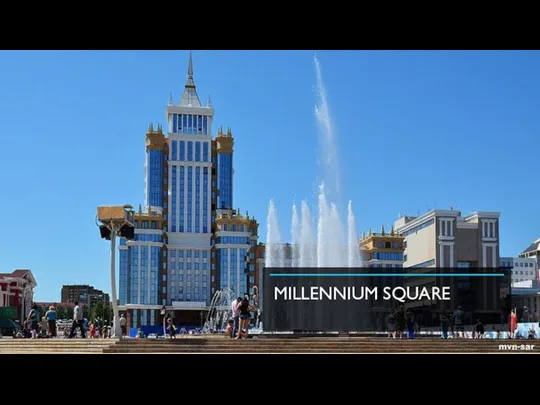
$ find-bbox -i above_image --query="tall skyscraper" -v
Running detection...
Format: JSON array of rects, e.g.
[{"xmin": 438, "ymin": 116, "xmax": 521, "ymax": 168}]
[{"xmin": 119, "ymin": 52, "xmax": 260, "ymax": 329}]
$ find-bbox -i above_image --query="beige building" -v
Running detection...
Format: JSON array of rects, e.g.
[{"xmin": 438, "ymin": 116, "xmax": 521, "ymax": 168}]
[
  {"xmin": 394, "ymin": 209, "xmax": 501, "ymax": 269},
  {"xmin": 393, "ymin": 209, "xmax": 505, "ymax": 322}
]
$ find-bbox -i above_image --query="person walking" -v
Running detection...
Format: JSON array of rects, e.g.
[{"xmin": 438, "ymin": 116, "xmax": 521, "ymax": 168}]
[
  {"xmin": 119, "ymin": 314, "xmax": 127, "ymax": 337},
  {"xmin": 45, "ymin": 305, "xmax": 57, "ymax": 337},
  {"xmin": 68, "ymin": 301, "xmax": 86, "ymax": 338},
  {"xmin": 231, "ymin": 297, "xmax": 241, "ymax": 338},
  {"xmin": 26, "ymin": 304, "xmax": 41, "ymax": 338}
]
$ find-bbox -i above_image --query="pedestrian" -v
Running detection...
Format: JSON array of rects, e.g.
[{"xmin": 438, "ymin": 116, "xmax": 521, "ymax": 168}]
[
  {"xmin": 45, "ymin": 305, "xmax": 57, "ymax": 337},
  {"xmin": 68, "ymin": 301, "xmax": 86, "ymax": 338},
  {"xmin": 119, "ymin": 313, "xmax": 127, "ymax": 337},
  {"xmin": 26, "ymin": 304, "xmax": 40, "ymax": 338}
]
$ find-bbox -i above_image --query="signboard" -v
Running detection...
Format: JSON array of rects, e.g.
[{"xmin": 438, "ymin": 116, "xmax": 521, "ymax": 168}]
[
  {"xmin": 0, "ymin": 307, "xmax": 17, "ymax": 319},
  {"xmin": 263, "ymin": 267, "xmax": 511, "ymax": 332}
]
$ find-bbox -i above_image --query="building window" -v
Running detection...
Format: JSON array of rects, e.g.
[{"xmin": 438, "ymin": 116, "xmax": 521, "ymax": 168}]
[
  {"xmin": 483, "ymin": 220, "xmax": 496, "ymax": 238},
  {"xmin": 439, "ymin": 219, "xmax": 453, "ymax": 237}
]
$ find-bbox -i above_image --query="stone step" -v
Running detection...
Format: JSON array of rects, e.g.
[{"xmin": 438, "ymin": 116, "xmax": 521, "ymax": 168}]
[
  {"xmin": 104, "ymin": 343, "xmax": 534, "ymax": 353},
  {"xmin": 112, "ymin": 342, "xmax": 523, "ymax": 347},
  {"xmin": 0, "ymin": 339, "xmax": 118, "ymax": 354},
  {"xmin": 0, "ymin": 348, "xmax": 112, "ymax": 352},
  {"xmin": 2, "ymin": 338, "xmax": 537, "ymax": 354},
  {"xmin": 111, "ymin": 341, "xmax": 510, "ymax": 346},
  {"xmin": 0, "ymin": 344, "xmax": 115, "ymax": 349},
  {"xmin": 0, "ymin": 339, "xmax": 116, "ymax": 343},
  {"xmin": 114, "ymin": 338, "xmax": 512, "ymax": 344},
  {"xmin": 103, "ymin": 347, "xmax": 507, "ymax": 352},
  {"xmin": 0, "ymin": 350, "xmax": 104, "ymax": 355}
]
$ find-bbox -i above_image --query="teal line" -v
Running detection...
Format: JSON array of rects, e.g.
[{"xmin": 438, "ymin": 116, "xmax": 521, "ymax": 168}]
[{"xmin": 269, "ymin": 273, "xmax": 505, "ymax": 277}]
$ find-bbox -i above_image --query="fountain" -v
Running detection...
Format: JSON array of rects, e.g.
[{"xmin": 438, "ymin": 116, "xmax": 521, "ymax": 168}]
[
  {"xmin": 202, "ymin": 288, "xmax": 236, "ymax": 333},
  {"xmin": 264, "ymin": 54, "xmax": 362, "ymax": 270}
]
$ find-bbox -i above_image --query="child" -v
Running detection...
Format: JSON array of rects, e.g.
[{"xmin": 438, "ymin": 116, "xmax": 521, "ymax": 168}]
[
  {"xmin": 226, "ymin": 319, "xmax": 234, "ymax": 338},
  {"xmin": 39, "ymin": 324, "xmax": 48, "ymax": 338}
]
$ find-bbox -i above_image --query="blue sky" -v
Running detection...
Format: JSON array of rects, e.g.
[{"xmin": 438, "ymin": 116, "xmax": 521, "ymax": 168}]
[{"xmin": 1, "ymin": 50, "xmax": 539, "ymax": 302}]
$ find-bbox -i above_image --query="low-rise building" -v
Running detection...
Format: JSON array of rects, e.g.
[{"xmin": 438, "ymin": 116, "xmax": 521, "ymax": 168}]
[
  {"xmin": 519, "ymin": 238, "xmax": 540, "ymax": 281},
  {"xmin": 500, "ymin": 256, "xmax": 537, "ymax": 285},
  {"xmin": 393, "ymin": 209, "xmax": 506, "ymax": 324},
  {"xmin": 0, "ymin": 269, "xmax": 37, "ymax": 325},
  {"xmin": 61, "ymin": 284, "xmax": 110, "ymax": 307}
]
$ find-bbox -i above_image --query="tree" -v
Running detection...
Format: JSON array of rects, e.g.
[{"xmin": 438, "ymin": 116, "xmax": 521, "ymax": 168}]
[
  {"xmin": 93, "ymin": 301, "xmax": 104, "ymax": 321},
  {"xmin": 56, "ymin": 306, "xmax": 66, "ymax": 320},
  {"xmin": 89, "ymin": 301, "xmax": 112, "ymax": 323},
  {"xmin": 83, "ymin": 305, "xmax": 92, "ymax": 319},
  {"xmin": 103, "ymin": 302, "xmax": 111, "ymax": 322},
  {"xmin": 65, "ymin": 305, "xmax": 74, "ymax": 320}
]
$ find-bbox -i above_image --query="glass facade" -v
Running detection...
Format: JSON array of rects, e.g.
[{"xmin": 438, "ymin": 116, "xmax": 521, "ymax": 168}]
[
  {"xmin": 203, "ymin": 167, "xmax": 209, "ymax": 233},
  {"xmin": 195, "ymin": 167, "xmax": 201, "ymax": 233},
  {"xmin": 371, "ymin": 252, "xmax": 404, "ymax": 261},
  {"xmin": 171, "ymin": 166, "xmax": 177, "ymax": 232},
  {"xmin": 124, "ymin": 242, "xmax": 161, "ymax": 306},
  {"xmin": 217, "ymin": 246, "xmax": 248, "ymax": 295},
  {"xmin": 180, "ymin": 141, "xmax": 185, "ymax": 161},
  {"xmin": 216, "ymin": 236, "xmax": 248, "ymax": 244},
  {"xmin": 179, "ymin": 166, "xmax": 185, "ymax": 232},
  {"xmin": 147, "ymin": 149, "xmax": 163, "ymax": 207},
  {"xmin": 119, "ymin": 248, "xmax": 128, "ymax": 305},
  {"xmin": 187, "ymin": 166, "xmax": 193, "ymax": 233},
  {"xmin": 217, "ymin": 153, "xmax": 233, "ymax": 209},
  {"xmin": 170, "ymin": 147, "xmax": 210, "ymax": 236},
  {"xmin": 171, "ymin": 113, "xmax": 209, "ymax": 135},
  {"xmin": 167, "ymin": 248, "xmax": 209, "ymax": 302}
]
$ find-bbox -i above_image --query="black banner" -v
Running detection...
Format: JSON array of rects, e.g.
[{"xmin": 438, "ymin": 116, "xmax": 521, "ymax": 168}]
[{"xmin": 262, "ymin": 267, "xmax": 511, "ymax": 332}]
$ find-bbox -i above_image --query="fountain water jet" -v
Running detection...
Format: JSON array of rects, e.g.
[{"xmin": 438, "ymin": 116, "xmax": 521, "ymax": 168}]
[
  {"xmin": 266, "ymin": 200, "xmax": 285, "ymax": 268},
  {"xmin": 202, "ymin": 288, "xmax": 236, "ymax": 333},
  {"xmin": 299, "ymin": 200, "xmax": 315, "ymax": 268},
  {"xmin": 314, "ymin": 53, "xmax": 340, "ymax": 200},
  {"xmin": 265, "ymin": 55, "xmax": 362, "ymax": 270},
  {"xmin": 348, "ymin": 200, "xmax": 361, "ymax": 267},
  {"xmin": 291, "ymin": 205, "xmax": 301, "ymax": 267}
]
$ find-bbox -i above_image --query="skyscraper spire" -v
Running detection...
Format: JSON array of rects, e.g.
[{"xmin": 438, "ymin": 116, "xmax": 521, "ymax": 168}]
[
  {"xmin": 179, "ymin": 50, "xmax": 201, "ymax": 107},
  {"xmin": 186, "ymin": 50, "xmax": 195, "ymax": 87}
]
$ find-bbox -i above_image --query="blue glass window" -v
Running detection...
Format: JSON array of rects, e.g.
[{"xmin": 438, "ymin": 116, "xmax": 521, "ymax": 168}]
[
  {"xmin": 187, "ymin": 142, "xmax": 193, "ymax": 161},
  {"xmin": 195, "ymin": 142, "xmax": 201, "ymax": 162},
  {"xmin": 203, "ymin": 142, "xmax": 209, "ymax": 162},
  {"xmin": 171, "ymin": 141, "xmax": 177, "ymax": 161},
  {"xmin": 179, "ymin": 141, "xmax": 185, "ymax": 161}
]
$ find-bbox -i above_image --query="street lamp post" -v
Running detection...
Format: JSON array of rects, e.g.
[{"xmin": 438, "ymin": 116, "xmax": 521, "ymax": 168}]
[
  {"xmin": 96, "ymin": 204, "xmax": 135, "ymax": 339},
  {"xmin": 109, "ymin": 222, "xmax": 120, "ymax": 338},
  {"xmin": 161, "ymin": 306, "xmax": 167, "ymax": 338}
]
